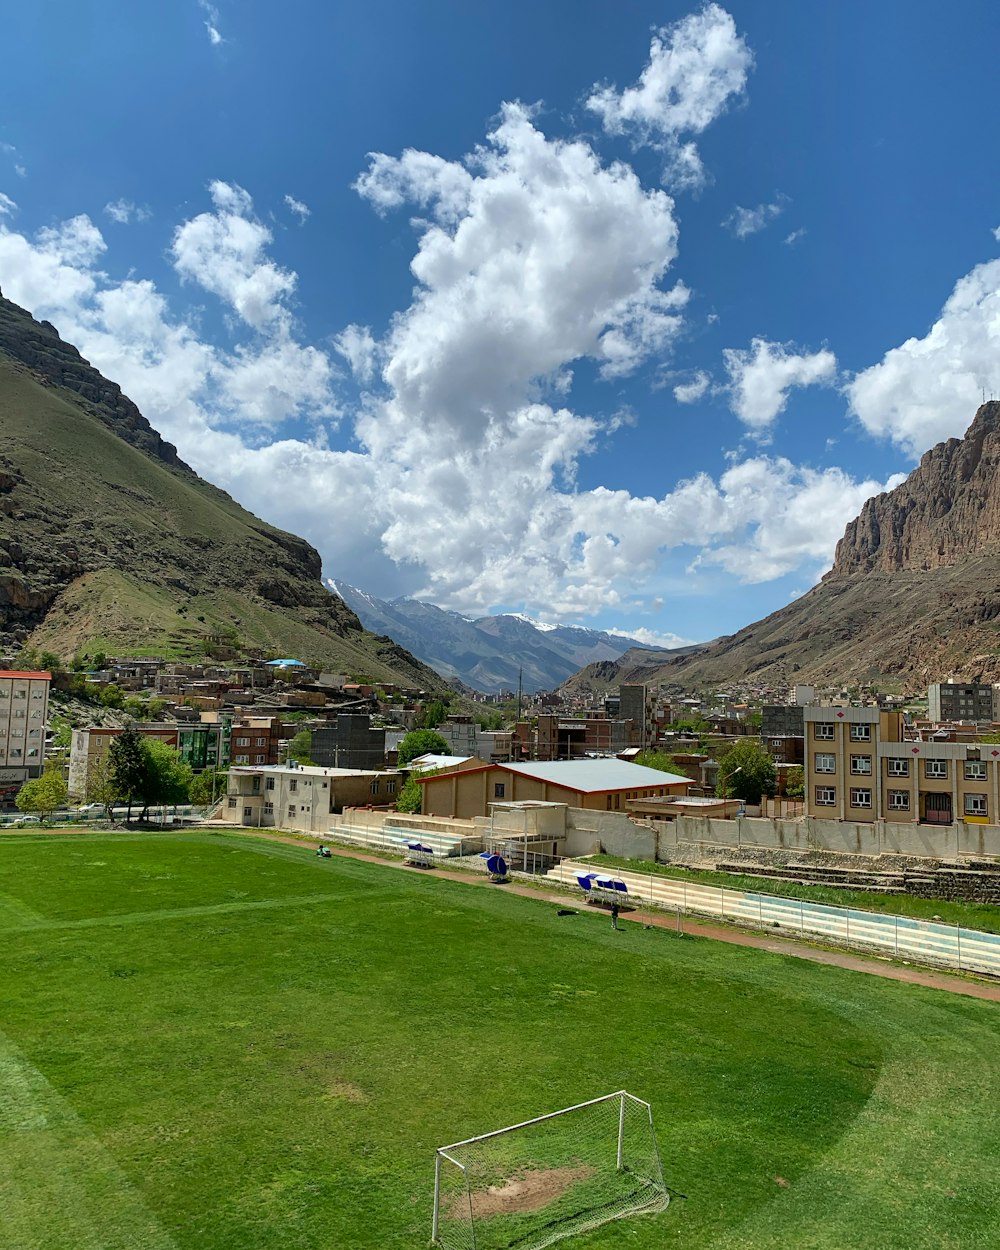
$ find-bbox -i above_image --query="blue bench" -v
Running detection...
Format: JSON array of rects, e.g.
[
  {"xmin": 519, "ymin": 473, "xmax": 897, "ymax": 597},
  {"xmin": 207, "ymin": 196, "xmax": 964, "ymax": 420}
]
[
  {"xmin": 405, "ymin": 842, "xmax": 436, "ymax": 869},
  {"xmin": 577, "ymin": 873, "xmax": 630, "ymax": 906}
]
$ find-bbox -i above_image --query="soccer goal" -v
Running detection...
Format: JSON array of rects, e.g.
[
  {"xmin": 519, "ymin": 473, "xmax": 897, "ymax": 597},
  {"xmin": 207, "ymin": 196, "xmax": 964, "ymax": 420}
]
[{"xmin": 431, "ymin": 1090, "xmax": 668, "ymax": 1250}]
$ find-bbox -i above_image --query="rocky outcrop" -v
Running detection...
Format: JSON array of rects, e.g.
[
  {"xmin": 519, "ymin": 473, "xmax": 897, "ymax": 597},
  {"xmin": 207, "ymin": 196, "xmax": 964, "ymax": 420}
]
[{"xmin": 831, "ymin": 401, "xmax": 1000, "ymax": 576}]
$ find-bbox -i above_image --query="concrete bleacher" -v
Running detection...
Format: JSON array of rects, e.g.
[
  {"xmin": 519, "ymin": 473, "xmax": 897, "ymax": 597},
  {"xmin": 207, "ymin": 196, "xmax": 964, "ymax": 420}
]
[{"xmin": 327, "ymin": 816, "xmax": 481, "ymax": 859}]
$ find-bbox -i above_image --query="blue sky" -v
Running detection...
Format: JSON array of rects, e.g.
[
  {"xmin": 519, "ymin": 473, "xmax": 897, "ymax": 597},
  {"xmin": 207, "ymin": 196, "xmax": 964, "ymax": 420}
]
[{"xmin": 2, "ymin": 2, "xmax": 1000, "ymax": 647}]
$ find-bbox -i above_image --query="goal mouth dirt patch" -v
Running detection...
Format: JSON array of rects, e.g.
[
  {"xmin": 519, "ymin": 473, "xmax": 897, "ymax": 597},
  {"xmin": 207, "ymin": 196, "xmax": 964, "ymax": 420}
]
[{"xmin": 453, "ymin": 1165, "xmax": 597, "ymax": 1219}]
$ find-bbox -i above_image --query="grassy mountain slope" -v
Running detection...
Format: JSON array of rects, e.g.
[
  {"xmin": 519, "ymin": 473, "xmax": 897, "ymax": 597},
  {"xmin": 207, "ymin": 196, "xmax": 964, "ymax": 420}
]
[{"xmin": 0, "ymin": 300, "xmax": 443, "ymax": 687}]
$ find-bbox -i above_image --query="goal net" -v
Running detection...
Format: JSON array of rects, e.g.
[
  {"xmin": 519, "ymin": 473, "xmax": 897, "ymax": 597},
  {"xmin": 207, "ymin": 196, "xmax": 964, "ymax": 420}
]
[{"xmin": 431, "ymin": 1090, "xmax": 667, "ymax": 1250}]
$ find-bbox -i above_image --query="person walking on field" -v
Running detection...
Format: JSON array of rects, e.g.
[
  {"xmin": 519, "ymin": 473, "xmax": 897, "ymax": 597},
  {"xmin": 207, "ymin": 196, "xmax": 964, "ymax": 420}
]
[{"xmin": 611, "ymin": 900, "xmax": 620, "ymax": 931}]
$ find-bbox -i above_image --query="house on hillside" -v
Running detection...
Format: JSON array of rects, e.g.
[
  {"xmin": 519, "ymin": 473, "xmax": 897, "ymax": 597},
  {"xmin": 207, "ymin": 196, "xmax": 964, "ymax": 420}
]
[{"xmin": 416, "ymin": 758, "xmax": 690, "ymax": 820}]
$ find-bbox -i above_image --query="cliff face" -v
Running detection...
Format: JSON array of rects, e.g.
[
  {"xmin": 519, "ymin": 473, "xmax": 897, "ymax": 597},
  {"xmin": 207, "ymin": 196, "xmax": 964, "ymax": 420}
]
[{"xmin": 831, "ymin": 401, "xmax": 1000, "ymax": 577}]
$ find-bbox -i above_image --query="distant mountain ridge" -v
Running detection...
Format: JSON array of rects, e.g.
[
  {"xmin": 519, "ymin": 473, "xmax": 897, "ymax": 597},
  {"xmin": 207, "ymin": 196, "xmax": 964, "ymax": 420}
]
[{"xmin": 329, "ymin": 580, "xmax": 697, "ymax": 693}]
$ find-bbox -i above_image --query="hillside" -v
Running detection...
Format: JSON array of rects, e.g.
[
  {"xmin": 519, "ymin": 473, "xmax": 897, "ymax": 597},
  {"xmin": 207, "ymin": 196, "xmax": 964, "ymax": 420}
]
[
  {"xmin": 563, "ymin": 401, "xmax": 1000, "ymax": 695},
  {"xmin": 330, "ymin": 579, "xmax": 678, "ymax": 692},
  {"xmin": 0, "ymin": 289, "xmax": 444, "ymax": 688}
]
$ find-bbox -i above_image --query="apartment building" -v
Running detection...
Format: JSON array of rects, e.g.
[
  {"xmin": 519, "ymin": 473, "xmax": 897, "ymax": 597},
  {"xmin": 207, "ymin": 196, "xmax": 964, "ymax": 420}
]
[
  {"xmin": 804, "ymin": 705, "xmax": 999, "ymax": 826},
  {"xmin": 927, "ymin": 682, "xmax": 998, "ymax": 725},
  {"xmin": 68, "ymin": 724, "xmax": 180, "ymax": 799},
  {"xmin": 0, "ymin": 670, "xmax": 51, "ymax": 807},
  {"xmin": 228, "ymin": 716, "xmax": 282, "ymax": 766}
]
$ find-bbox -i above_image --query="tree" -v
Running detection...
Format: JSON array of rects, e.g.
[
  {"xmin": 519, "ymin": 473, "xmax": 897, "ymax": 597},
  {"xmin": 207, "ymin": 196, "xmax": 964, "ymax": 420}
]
[
  {"xmin": 138, "ymin": 740, "xmax": 192, "ymax": 819},
  {"xmin": 16, "ymin": 766, "xmax": 68, "ymax": 820},
  {"xmin": 635, "ymin": 750, "xmax": 686, "ymax": 776},
  {"xmin": 37, "ymin": 650, "xmax": 63, "ymax": 672},
  {"xmin": 397, "ymin": 729, "xmax": 450, "ymax": 767},
  {"xmin": 784, "ymin": 765, "xmax": 804, "ymax": 799},
  {"xmin": 108, "ymin": 723, "xmax": 148, "ymax": 822},
  {"xmin": 286, "ymin": 730, "xmax": 313, "ymax": 764},
  {"xmin": 716, "ymin": 739, "xmax": 776, "ymax": 804},
  {"xmin": 421, "ymin": 699, "xmax": 448, "ymax": 729},
  {"xmin": 396, "ymin": 775, "xmax": 423, "ymax": 813},
  {"xmin": 189, "ymin": 768, "xmax": 228, "ymax": 807},
  {"xmin": 99, "ymin": 683, "xmax": 126, "ymax": 709},
  {"xmin": 85, "ymin": 753, "xmax": 119, "ymax": 816}
]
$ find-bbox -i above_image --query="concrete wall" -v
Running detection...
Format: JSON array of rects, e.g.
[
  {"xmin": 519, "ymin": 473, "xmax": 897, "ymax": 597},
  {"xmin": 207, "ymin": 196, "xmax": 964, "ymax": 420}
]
[{"xmin": 659, "ymin": 814, "xmax": 1000, "ymax": 861}]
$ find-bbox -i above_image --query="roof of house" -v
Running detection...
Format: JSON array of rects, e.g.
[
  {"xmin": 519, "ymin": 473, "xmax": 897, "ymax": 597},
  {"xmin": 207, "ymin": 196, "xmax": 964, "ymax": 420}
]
[
  {"xmin": 505, "ymin": 759, "xmax": 689, "ymax": 793},
  {"xmin": 408, "ymin": 753, "xmax": 474, "ymax": 771}
]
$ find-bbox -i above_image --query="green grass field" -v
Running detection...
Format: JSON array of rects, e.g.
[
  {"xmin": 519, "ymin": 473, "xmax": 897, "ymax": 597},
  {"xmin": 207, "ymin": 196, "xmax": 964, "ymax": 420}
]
[{"xmin": 1, "ymin": 831, "xmax": 999, "ymax": 1250}]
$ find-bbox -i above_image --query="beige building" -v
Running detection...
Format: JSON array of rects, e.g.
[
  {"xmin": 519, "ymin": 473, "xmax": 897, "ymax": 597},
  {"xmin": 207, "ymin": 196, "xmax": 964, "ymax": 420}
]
[
  {"xmin": 221, "ymin": 763, "xmax": 405, "ymax": 832},
  {"xmin": 0, "ymin": 670, "xmax": 51, "ymax": 806},
  {"xmin": 804, "ymin": 705, "xmax": 999, "ymax": 826},
  {"xmin": 68, "ymin": 724, "xmax": 180, "ymax": 799},
  {"xmin": 417, "ymin": 758, "xmax": 689, "ymax": 820}
]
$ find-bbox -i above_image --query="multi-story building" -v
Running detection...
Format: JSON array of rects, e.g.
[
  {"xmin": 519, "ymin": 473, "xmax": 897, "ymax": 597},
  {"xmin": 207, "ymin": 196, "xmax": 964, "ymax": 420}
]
[
  {"xmin": 312, "ymin": 713, "xmax": 386, "ymax": 771},
  {"xmin": 228, "ymin": 716, "xmax": 282, "ymax": 766},
  {"xmin": 68, "ymin": 724, "xmax": 180, "ymax": 799},
  {"xmin": 222, "ymin": 763, "xmax": 404, "ymax": 831},
  {"xmin": 927, "ymin": 682, "xmax": 997, "ymax": 726},
  {"xmin": 804, "ymin": 705, "xmax": 1000, "ymax": 826},
  {"xmin": 0, "ymin": 669, "xmax": 51, "ymax": 807},
  {"xmin": 619, "ymin": 684, "xmax": 655, "ymax": 750}
]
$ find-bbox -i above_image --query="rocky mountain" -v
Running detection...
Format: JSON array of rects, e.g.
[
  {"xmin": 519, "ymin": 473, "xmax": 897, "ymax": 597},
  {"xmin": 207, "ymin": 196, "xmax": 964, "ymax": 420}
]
[
  {"xmin": 563, "ymin": 401, "xmax": 1000, "ymax": 695},
  {"xmin": 328, "ymin": 579, "xmax": 689, "ymax": 693},
  {"xmin": 0, "ymin": 288, "xmax": 445, "ymax": 689}
]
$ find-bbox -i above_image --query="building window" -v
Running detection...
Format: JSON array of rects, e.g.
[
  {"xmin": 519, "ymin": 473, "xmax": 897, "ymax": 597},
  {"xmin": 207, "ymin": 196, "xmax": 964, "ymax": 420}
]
[
  {"xmin": 289, "ymin": 779, "xmax": 297, "ymax": 792},
  {"xmin": 814, "ymin": 753, "xmax": 836, "ymax": 773},
  {"xmin": 370, "ymin": 781, "xmax": 380, "ymax": 795},
  {"xmin": 814, "ymin": 786, "xmax": 836, "ymax": 806},
  {"xmin": 965, "ymin": 761, "xmax": 987, "ymax": 781},
  {"xmin": 255, "ymin": 755, "xmax": 265, "ymax": 764},
  {"xmin": 263, "ymin": 802, "xmax": 274, "ymax": 814},
  {"xmin": 849, "ymin": 788, "xmax": 872, "ymax": 808},
  {"xmin": 494, "ymin": 783, "xmax": 505, "ymax": 798},
  {"xmin": 256, "ymin": 737, "xmax": 266, "ymax": 747},
  {"xmin": 288, "ymin": 805, "xmax": 296, "ymax": 817},
  {"xmin": 234, "ymin": 754, "xmax": 249, "ymax": 765},
  {"xmin": 887, "ymin": 758, "xmax": 909, "ymax": 777},
  {"xmin": 266, "ymin": 777, "xmax": 275, "ymax": 790},
  {"xmin": 849, "ymin": 724, "xmax": 872, "ymax": 741},
  {"xmin": 965, "ymin": 794, "xmax": 988, "ymax": 817},
  {"xmin": 850, "ymin": 755, "xmax": 872, "ymax": 775},
  {"xmin": 387, "ymin": 780, "xmax": 396, "ymax": 794},
  {"xmin": 888, "ymin": 790, "xmax": 910, "ymax": 810},
  {"xmin": 228, "ymin": 798, "xmax": 237, "ymax": 808},
  {"xmin": 236, "ymin": 736, "xmax": 250, "ymax": 747},
  {"xmin": 814, "ymin": 723, "xmax": 835, "ymax": 740},
  {"xmin": 924, "ymin": 760, "xmax": 948, "ymax": 779}
]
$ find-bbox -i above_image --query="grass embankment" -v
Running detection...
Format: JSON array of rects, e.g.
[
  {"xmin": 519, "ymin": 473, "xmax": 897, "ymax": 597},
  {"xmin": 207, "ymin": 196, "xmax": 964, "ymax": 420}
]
[
  {"xmin": 588, "ymin": 853, "xmax": 1000, "ymax": 933},
  {"xmin": 1, "ymin": 832, "xmax": 998, "ymax": 1249}
]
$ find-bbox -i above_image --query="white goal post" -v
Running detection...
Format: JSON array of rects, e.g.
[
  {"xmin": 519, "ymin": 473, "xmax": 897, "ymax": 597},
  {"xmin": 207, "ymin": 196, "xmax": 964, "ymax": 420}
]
[{"xmin": 431, "ymin": 1090, "xmax": 667, "ymax": 1250}]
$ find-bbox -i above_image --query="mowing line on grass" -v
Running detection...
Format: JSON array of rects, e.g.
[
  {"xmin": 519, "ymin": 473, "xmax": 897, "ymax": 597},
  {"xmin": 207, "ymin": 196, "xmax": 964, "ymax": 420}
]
[
  {"xmin": 0, "ymin": 1026, "xmax": 179, "ymax": 1250},
  {"xmin": 0, "ymin": 890, "xmax": 371, "ymax": 935},
  {"xmin": 0, "ymin": 891, "xmax": 45, "ymax": 929}
]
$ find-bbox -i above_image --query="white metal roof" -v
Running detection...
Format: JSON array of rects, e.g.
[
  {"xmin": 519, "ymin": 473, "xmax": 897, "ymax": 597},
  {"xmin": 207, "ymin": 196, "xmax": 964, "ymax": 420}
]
[{"xmin": 505, "ymin": 759, "xmax": 689, "ymax": 793}]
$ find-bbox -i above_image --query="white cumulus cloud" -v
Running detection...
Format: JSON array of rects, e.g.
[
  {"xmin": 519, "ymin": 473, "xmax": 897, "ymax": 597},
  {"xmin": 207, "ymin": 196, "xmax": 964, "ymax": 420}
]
[
  {"xmin": 673, "ymin": 370, "xmax": 711, "ymax": 403},
  {"xmin": 586, "ymin": 3, "xmax": 752, "ymax": 188},
  {"xmin": 724, "ymin": 337, "xmax": 837, "ymax": 432},
  {"xmin": 847, "ymin": 256, "xmax": 1000, "ymax": 456},
  {"xmin": 0, "ymin": 191, "xmax": 16, "ymax": 218}
]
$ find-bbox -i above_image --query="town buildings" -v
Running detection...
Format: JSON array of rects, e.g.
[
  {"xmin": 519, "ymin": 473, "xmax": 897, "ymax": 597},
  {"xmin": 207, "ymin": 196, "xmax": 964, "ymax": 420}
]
[{"xmin": 221, "ymin": 763, "xmax": 405, "ymax": 832}]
